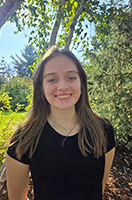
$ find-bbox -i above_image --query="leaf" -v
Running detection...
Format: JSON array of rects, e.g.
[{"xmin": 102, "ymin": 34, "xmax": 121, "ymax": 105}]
[
  {"xmin": 29, "ymin": 37, "xmax": 33, "ymax": 42},
  {"xmin": 30, "ymin": 30, "xmax": 35, "ymax": 35},
  {"xmin": 74, "ymin": 1, "xmax": 78, "ymax": 8},
  {"xmin": 82, "ymin": 12, "xmax": 86, "ymax": 18},
  {"xmin": 84, "ymin": 32, "xmax": 87, "ymax": 37},
  {"xmin": 70, "ymin": 0, "xmax": 74, "ymax": 4}
]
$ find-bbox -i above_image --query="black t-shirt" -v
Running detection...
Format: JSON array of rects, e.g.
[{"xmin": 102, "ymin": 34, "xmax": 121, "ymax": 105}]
[{"xmin": 7, "ymin": 121, "xmax": 115, "ymax": 200}]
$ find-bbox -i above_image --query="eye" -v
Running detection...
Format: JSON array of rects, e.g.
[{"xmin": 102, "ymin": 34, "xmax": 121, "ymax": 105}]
[
  {"xmin": 68, "ymin": 76, "xmax": 77, "ymax": 81},
  {"xmin": 48, "ymin": 78, "xmax": 57, "ymax": 83}
]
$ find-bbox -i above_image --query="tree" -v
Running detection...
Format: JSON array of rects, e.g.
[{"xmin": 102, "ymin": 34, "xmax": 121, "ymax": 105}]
[
  {"xmin": 0, "ymin": 0, "xmax": 131, "ymax": 189},
  {"xmin": 0, "ymin": 57, "xmax": 7, "ymax": 88},
  {"xmin": 0, "ymin": 0, "xmax": 130, "ymax": 55},
  {"xmin": 0, "ymin": 57, "xmax": 14, "ymax": 88},
  {"xmin": 10, "ymin": 45, "xmax": 38, "ymax": 77},
  {"xmin": 0, "ymin": 0, "xmax": 24, "ymax": 28},
  {"xmin": 85, "ymin": 8, "xmax": 132, "ymax": 152},
  {"xmin": 14, "ymin": 0, "xmax": 88, "ymax": 53}
]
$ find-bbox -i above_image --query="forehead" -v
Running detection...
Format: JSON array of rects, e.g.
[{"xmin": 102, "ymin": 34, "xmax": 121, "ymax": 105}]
[{"xmin": 44, "ymin": 55, "xmax": 78, "ymax": 74}]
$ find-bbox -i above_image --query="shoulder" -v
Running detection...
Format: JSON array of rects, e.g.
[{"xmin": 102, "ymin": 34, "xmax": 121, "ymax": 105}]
[
  {"xmin": 103, "ymin": 118, "xmax": 114, "ymax": 136},
  {"xmin": 102, "ymin": 118, "xmax": 115, "ymax": 153},
  {"xmin": 7, "ymin": 129, "xmax": 30, "ymax": 165}
]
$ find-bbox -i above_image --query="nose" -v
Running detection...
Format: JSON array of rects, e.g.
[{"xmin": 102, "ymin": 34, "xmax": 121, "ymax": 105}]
[{"xmin": 57, "ymin": 79, "xmax": 69, "ymax": 91}]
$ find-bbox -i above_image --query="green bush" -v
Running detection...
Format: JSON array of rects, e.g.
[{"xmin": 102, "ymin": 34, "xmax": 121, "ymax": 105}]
[
  {"xmin": 0, "ymin": 93, "xmax": 27, "ymax": 166},
  {"xmin": 85, "ymin": 12, "xmax": 132, "ymax": 153},
  {"xmin": 0, "ymin": 76, "xmax": 32, "ymax": 110}
]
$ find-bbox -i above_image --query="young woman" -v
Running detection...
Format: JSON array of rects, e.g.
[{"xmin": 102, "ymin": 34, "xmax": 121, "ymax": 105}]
[{"xmin": 6, "ymin": 46, "xmax": 115, "ymax": 200}]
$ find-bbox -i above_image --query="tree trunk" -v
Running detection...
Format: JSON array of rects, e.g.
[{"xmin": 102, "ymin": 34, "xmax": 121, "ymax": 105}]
[
  {"xmin": 0, "ymin": 0, "xmax": 24, "ymax": 29},
  {"xmin": 49, "ymin": 0, "xmax": 66, "ymax": 48},
  {"xmin": 64, "ymin": 0, "xmax": 86, "ymax": 49}
]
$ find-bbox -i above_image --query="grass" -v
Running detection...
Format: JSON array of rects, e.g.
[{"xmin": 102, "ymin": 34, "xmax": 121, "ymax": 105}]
[
  {"xmin": 0, "ymin": 110, "xmax": 27, "ymax": 121},
  {"xmin": 0, "ymin": 111, "xmax": 27, "ymax": 166}
]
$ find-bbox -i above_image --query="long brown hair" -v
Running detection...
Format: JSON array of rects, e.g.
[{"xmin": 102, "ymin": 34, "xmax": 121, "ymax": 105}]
[{"xmin": 9, "ymin": 46, "xmax": 107, "ymax": 159}]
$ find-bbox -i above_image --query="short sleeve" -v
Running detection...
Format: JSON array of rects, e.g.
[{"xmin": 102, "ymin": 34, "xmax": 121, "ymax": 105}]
[
  {"xmin": 104, "ymin": 121, "xmax": 115, "ymax": 153},
  {"xmin": 7, "ymin": 140, "xmax": 30, "ymax": 165}
]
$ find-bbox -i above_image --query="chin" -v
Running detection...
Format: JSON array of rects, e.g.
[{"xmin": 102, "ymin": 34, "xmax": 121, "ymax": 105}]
[{"xmin": 52, "ymin": 104, "xmax": 75, "ymax": 111}]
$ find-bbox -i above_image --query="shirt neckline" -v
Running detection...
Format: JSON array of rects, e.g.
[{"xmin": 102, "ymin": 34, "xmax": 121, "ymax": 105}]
[{"xmin": 47, "ymin": 121, "xmax": 78, "ymax": 138}]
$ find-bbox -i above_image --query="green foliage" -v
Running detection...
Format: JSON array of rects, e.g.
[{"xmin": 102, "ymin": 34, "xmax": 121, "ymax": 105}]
[
  {"xmin": 0, "ymin": 92, "xmax": 12, "ymax": 112},
  {"xmin": 85, "ymin": 9, "xmax": 132, "ymax": 153},
  {"xmin": 0, "ymin": 57, "xmax": 14, "ymax": 89},
  {"xmin": 10, "ymin": 45, "xmax": 38, "ymax": 77},
  {"xmin": 0, "ymin": 93, "xmax": 27, "ymax": 166},
  {"xmin": 1, "ymin": 0, "xmax": 131, "ymax": 163},
  {"xmin": 0, "ymin": 0, "xmax": 4, "ymax": 6},
  {"xmin": 9, "ymin": 0, "xmax": 130, "ymax": 54},
  {"xmin": 0, "ymin": 76, "xmax": 32, "ymax": 110}
]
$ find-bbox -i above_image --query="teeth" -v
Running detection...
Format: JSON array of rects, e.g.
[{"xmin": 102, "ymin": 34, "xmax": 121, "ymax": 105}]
[
  {"xmin": 57, "ymin": 94, "xmax": 71, "ymax": 98},
  {"xmin": 59, "ymin": 95, "xmax": 70, "ymax": 98}
]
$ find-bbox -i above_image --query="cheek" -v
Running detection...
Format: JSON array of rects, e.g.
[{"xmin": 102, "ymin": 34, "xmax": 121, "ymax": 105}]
[
  {"xmin": 43, "ymin": 82, "xmax": 54, "ymax": 99},
  {"xmin": 75, "ymin": 81, "xmax": 81, "ymax": 94},
  {"xmin": 71, "ymin": 82, "xmax": 81, "ymax": 99}
]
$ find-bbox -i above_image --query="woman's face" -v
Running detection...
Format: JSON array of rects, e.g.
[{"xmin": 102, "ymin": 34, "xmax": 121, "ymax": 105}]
[{"xmin": 43, "ymin": 55, "xmax": 81, "ymax": 111}]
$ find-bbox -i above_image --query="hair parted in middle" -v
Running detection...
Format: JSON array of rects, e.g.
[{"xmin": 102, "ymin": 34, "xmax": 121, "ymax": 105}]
[
  {"xmin": 9, "ymin": 46, "xmax": 107, "ymax": 160},
  {"xmin": 33, "ymin": 46, "xmax": 90, "ymax": 119}
]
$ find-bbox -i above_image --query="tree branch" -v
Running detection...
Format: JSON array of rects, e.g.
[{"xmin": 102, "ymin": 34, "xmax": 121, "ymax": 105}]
[
  {"xmin": 0, "ymin": 0, "xmax": 24, "ymax": 29},
  {"xmin": 64, "ymin": 0, "xmax": 86, "ymax": 50},
  {"xmin": 49, "ymin": 0, "xmax": 66, "ymax": 48}
]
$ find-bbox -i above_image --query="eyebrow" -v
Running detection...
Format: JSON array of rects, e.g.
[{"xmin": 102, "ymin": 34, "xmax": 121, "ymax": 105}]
[{"xmin": 44, "ymin": 70, "xmax": 78, "ymax": 78}]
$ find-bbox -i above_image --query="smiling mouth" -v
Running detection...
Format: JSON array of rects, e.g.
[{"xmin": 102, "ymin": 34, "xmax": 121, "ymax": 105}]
[{"xmin": 55, "ymin": 94, "xmax": 72, "ymax": 99}]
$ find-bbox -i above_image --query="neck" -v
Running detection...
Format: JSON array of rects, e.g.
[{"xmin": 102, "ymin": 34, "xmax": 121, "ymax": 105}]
[{"xmin": 49, "ymin": 107, "xmax": 77, "ymax": 126}]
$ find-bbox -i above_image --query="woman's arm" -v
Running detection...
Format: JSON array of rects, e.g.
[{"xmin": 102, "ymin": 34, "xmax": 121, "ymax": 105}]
[
  {"xmin": 6, "ymin": 154, "xmax": 29, "ymax": 200},
  {"xmin": 102, "ymin": 147, "xmax": 115, "ymax": 194}
]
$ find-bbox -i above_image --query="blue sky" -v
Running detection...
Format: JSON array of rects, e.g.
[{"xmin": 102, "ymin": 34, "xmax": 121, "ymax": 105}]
[
  {"xmin": 0, "ymin": 0, "xmax": 129, "ymax": 65},
  {"xmin": 0, "ymin": 21, "xmax": 88, "ymax": 65},
  {"xmin": 0, "ymin": 22, "xmax": 29, "ymax": 63}
]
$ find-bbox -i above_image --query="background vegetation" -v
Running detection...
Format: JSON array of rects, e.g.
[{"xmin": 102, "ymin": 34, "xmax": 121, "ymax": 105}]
[
  {"xmin": 0, "ymin": 0, "xmax": 131, "ymax": 170},
  {"xmin": 86, "ymin": 8, "xmax": 132, "ymax": 153}
]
